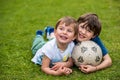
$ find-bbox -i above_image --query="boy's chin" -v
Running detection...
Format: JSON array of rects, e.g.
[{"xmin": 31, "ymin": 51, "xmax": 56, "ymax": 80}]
[{"xmin": 78, "ymin": 38, "xmax": 88, "ymax": 42}]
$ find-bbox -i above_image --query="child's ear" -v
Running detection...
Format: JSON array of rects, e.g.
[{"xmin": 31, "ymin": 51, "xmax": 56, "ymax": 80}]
[
  {"xmin": 54, "ymin": 29, "xmax": 57, "ymax": 35},
  {"xmin": 92, "ymin": 35, "xmax": 97, "ymax": 39}
]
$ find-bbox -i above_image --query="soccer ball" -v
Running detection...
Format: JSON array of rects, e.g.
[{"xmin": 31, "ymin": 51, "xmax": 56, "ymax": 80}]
[{"xmin": 72, "ymin": 40, "xmax": 102, "ymax": 67}]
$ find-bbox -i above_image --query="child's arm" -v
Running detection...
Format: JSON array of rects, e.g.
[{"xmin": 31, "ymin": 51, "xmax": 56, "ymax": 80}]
[
  {"xmin": 41, "ymin": 55, "xmax": 72, "ymax": 75},
  {"xmin": 51, "ymin": 57, "xmax": 73, "ymax": 71},
  {"xmin": 79, "ymin": 54, "xmax": 112, "ymax": 73},
  {"xmin": 95, "ymin": 54, "xmax": 112, "ymax": 71},
  {"xmin": 65, "ymin": 57, "xmax": 73, "ymax": 67}
]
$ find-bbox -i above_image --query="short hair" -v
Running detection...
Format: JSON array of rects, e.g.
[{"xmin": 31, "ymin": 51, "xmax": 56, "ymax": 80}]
[
  {"xmin": 55, "ymin": 16, "xmax": 78, "ymax": 36},
  {"xmin": 77, "ymin": 13, "xmax": 101, "ymax": 36}
]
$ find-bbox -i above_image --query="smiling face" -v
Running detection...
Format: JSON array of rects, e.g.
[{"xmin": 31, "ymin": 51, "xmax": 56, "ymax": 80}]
[
  {"xmin": 77, "ymin": 22, "xmax": 95, "ymax": 41},
  {"xmin": 77, "ymin": 13, "xmax": 102, "ymax": 42},
  {"xmin": 54, "ymin": 22, "xmax": 76, "ymax": 44}
]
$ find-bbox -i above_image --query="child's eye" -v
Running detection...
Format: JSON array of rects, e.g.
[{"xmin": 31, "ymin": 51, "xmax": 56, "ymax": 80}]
[
  {"xmin": 87, "ymin": 29, "xmax": 92, "ymax": 32},
  {"xmin": 86, "ymin": 28, "xmax": 93, "ymax": 33},
  {"xmin": 80, "ymin": 25, "xmax": 84, "ymax": 29},
  {"xmin": 59, "ymin": 27, "xmax": 63, "ymax": 30},
  {"xmin": 85, "ymin": 27, "xmax": 92, "ymax": 33},
  {"xmin": 67, "ymin": 29, "xmax": 73, "ymax": 33}
]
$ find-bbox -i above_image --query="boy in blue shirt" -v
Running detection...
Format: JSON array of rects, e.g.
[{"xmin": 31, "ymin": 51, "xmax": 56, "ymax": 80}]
[{"xmin": 75, "ymin": 13, "xmax": 112, "ymax": 73}]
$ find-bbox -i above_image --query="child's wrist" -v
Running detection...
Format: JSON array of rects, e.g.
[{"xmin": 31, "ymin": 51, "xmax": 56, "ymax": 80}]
[
  {"xmin": 95, "ymin": 66, "xmax": 98, "ymax": 71},
  {"xmin": 65, "ymin": 62, "xmax": 69, "ymax": 67},
  {"xmin": 65, "ymin": 62, "xmax": 68, "ymax": 67}
]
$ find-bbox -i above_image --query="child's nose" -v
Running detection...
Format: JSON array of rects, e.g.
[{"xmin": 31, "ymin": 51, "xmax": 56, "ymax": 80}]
[
  {"xmin": 63, "ymin": 30, "xmax": 67, "ymax": 34},
  {"xmin": 81, "ymin": 29, "xmax": 86, "ymax": 34}
]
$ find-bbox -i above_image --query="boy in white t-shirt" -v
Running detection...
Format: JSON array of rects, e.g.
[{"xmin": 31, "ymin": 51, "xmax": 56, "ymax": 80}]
[{"xmin": 31, "ymin": 16, "xmax": 78, "ymax": 76}]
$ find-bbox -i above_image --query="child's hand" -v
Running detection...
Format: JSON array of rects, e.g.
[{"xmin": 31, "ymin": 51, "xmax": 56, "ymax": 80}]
[
  {"xmin": 79, "ymin": 65, "xmax": 97, "ymax": 73},
  {"xmin": 63, "ymin": 67, "xmax": 72, "ymax": 75},
  {"xmin": 51, "ymin": 62, "xmax": 66, "ymax": 71},
  {"xmin": 56, "ymin": 67, "xmax": 72, "ymax": 75}
]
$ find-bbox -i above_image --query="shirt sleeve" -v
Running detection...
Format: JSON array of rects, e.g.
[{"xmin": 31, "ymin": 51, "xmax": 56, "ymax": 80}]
[
  {"xmin": 31, "ymin": 42, "xmax": 53, "ymax": 65},
  {"xmin": 91, "ymin": 36, "xmax": 108, "ymax": 56},
  {"xmin": 31, "ymin": 49, "xmax": 43, "ymax": 65}
]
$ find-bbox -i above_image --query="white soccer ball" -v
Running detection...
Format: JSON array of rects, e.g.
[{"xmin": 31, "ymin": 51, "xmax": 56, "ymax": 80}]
[{"xmin": 72, "ymin": 40, "xmax": 102, "ymax": 67}]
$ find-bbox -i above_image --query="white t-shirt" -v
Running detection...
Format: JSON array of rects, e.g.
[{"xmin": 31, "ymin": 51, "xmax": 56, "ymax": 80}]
[{"xmin": 31, "ymin": 38, "xmax": 75, "ymax": 65}]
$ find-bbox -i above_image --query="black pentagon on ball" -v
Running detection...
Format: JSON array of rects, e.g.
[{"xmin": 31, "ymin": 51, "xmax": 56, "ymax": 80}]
[{"xmin": 77, "ymin": 56, "xmax": 84, "ymax": 63}]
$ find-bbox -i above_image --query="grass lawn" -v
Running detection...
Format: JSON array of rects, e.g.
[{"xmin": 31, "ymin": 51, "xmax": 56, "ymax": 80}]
[{"xmin": 0, "ymin": 0, "xmax": 120, "ymax": 80}]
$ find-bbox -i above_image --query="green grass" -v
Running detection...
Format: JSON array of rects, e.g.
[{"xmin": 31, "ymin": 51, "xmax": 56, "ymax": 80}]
[{"xmin": 0, "ymin": 0, "xmax": 120, "ymax": 80}]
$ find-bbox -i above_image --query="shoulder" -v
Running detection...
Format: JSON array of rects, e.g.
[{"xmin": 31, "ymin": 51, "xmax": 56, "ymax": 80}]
[
  {"xmin": 91, "ymin": 36, "xmax": 108, "ymax": 56},
  {"xmin": 43, "ymin": 38, "xmax": 56, "ymax": 48},
  {"xmin": 41, "ymin": 38, "xmax": 57, "ymax": 53},
  {"xmin": 68, "ymin": 41, "xmax": 75, "ymax": 47},
  {"xmin": 91, "ymin": 36, "xmax": 100, "ymax": 41},
  {"xmin": 66, "ymin": 41, "xmax": 75, "ymax": 52}
]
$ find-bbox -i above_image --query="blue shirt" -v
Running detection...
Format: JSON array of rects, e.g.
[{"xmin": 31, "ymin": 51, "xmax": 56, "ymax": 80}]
[{"xmin": 91, "ymin": 36, "xmax": 108, "ymax": 56}]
